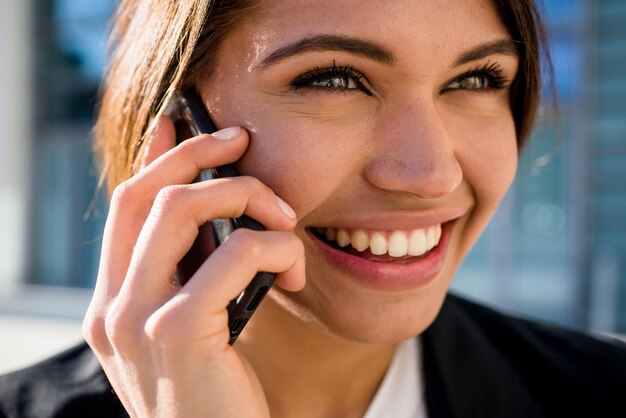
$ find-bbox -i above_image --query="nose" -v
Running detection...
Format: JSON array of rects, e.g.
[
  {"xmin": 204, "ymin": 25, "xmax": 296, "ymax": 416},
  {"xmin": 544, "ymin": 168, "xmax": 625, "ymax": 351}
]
[{"xmin": 363, "ymin": 100, "xmax": 462, "ymax": 200}]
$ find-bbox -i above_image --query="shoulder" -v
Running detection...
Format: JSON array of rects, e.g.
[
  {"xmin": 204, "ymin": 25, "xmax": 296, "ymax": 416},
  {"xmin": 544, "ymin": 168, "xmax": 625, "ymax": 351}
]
[
  {"xmin": 442, "ymin": 294, "xmax": 626, "ymax": 375},
  {"xmin": 0, "ymin": 342, "xmax": 126, "ymax": 418},
  {"xmin": 422, "ymin": 293, "xmax": 626, "ymax": 418}
]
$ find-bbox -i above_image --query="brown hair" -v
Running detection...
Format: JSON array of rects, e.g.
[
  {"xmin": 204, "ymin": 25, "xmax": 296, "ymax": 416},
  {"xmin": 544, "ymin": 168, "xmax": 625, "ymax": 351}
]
[
  {"xmin": 494, "ymin": 0, "xmax": 552, "ymax": 147},
  {"xmin": 94, "ymin": 0, "xmax": 550, "ymax": 196}
]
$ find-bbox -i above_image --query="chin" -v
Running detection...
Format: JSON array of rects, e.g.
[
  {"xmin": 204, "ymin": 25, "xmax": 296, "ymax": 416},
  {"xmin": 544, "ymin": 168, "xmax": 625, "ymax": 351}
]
[{"xmin": 269, "ymin": 272, "xmax": 452, "ymax": 345}]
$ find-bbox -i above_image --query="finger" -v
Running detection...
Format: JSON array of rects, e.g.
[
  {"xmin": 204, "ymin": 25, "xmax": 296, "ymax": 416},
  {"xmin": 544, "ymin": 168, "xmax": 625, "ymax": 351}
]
[
  {"xmin": 138, "ymin": 125, "xmax": 247, "ymax": 194},
  {"xmin": 120, "ymin": 177, "xmax": 298, "ymax": 310},
  {"xmin": 95, "ymin": 126, "xmax": 250, "ymax": 298},
  {"xmin": 185, "ymin": 228, "xmax": 306, "ymax": 318},
  {"xmin": 139, "ymin": 116, "xmax": 176, "ymax": 170},
  {"xmin": 145, "ymin": 229, "xmax": 305, "ymax": 343},
  {"xmin": 85, "ymin": 124, "xmax": 250, "ymax": 356}
]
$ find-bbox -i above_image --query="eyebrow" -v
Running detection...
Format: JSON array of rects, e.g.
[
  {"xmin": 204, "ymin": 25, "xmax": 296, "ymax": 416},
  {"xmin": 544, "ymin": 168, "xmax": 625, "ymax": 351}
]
[
  {"xmin": 257, "ymin": 35, "xmax": 520, "ymax": 70},
  {"xmin": 257, "ymin": 34, "xmax": 395, "ymax": 69},
  {"xmin": 453, "ymin": 39, "xmax": 520, "ymax": 66}
]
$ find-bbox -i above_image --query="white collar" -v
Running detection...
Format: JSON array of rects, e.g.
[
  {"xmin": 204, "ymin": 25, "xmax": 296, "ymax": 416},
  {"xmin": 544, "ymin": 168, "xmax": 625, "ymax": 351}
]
[{"xmin": 363, "ymin": 337, "xmax": 428, "ymax": 418}]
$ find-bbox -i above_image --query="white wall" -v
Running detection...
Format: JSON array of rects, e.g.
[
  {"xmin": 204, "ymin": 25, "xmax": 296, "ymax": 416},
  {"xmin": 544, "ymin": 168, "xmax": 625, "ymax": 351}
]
[{"xmin": 0, "ymin": 0, "xmax": 32, "ymax": 293}]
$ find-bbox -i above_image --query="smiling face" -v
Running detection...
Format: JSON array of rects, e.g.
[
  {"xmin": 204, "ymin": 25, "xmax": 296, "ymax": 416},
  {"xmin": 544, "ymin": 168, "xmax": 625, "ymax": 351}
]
[{"xmin": 199, "ymin": 0, "xmax": 519, "ymax": 343}]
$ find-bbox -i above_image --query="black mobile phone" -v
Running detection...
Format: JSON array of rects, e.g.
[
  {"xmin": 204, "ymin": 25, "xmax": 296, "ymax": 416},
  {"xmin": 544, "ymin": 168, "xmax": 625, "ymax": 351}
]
[{"xmin": 168, "ymin": 89, "xmax": 276, "ymax": 345}]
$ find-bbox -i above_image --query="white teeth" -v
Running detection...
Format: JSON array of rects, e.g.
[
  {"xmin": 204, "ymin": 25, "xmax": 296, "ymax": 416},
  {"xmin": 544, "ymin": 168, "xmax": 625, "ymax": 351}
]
[
  {"xmin": 350, "ymin": 230, "xmax": 369, "ymax": 252},
  {"xmin": 336, "ymin": 229, "xmax": 350, "ymax": 247},
  {"xmin": 426, "ymin": 226, "xmax": 436, "ymax": 249},
  {"xmin": 408, "ymin": 229, "xmax": 428, "ymax": 256},
  {"xmin": 388, "ymin": 231, "xmax": 408, "ymax": 257},
  {"xmin": 321, "ymin": 224, "xmax": 443, "ymax": 258},
  {"xmin": 369, "ymin": 232, "xmax": 387, "ymax": 255}
]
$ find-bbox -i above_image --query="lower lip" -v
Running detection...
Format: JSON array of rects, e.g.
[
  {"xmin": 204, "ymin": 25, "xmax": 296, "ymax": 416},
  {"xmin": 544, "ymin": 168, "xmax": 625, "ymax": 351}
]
[{"xmin": 307, "ymin": 222, "xmax": 455, "ymax": 291}]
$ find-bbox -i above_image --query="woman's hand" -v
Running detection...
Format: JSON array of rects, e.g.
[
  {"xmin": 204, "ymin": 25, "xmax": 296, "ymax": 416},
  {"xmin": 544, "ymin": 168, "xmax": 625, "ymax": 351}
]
[{"xmin": 83, "ymin": 117, "xmax": 305, "ymax": 418}]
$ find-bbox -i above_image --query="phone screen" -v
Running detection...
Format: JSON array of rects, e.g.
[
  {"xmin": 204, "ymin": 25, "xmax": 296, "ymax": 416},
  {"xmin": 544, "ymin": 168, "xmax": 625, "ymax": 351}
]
[{"xmin": 168, "ymin": 90, "xmax": 276, "ymax": 345}]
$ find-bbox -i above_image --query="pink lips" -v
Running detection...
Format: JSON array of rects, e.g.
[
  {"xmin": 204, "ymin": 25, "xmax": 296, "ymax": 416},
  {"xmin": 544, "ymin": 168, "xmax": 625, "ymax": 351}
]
[{"xmin": 307, "ymin": 221, "xmax": 455, "ymax": 291}]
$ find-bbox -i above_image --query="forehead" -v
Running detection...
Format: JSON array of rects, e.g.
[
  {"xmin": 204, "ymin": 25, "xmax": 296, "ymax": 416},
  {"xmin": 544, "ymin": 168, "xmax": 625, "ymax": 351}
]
[{"xmin": 233, "ymin": 0, "xmax": 510, "ymax": 66}]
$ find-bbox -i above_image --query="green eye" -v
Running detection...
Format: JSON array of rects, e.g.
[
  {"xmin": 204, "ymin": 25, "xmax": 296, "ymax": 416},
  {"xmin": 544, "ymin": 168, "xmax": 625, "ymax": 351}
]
[
  {"xmin": 311, "ymin": 75, "xmax": 358, "ymax": 89},
  {"xmin": 445, "ymin": 62, "xmax": 508, "ymax": 92},
  {"xmin": 448, "ymin": 75, "xmax": 489, "ymax": 90},
  {"xmin": 292, "ymin": 62, "xmax": 373, "ymax": 95}
]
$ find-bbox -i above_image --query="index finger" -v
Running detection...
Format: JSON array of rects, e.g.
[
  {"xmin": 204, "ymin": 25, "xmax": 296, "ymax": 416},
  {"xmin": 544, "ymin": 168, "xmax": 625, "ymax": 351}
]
[{"xmin": 92, "ymin": 120, "xmax": 250, "ymax": 305}]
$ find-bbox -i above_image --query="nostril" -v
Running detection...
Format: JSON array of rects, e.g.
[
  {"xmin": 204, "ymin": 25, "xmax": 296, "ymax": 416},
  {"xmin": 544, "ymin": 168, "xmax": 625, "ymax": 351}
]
[{"xmin": 363, "ymin": 149, "xmax": 462, "ymax": 200}]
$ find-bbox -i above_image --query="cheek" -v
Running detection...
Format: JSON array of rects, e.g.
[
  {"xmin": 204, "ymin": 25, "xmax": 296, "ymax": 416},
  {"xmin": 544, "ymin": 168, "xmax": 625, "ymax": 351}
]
[
  {"xmin": 461, "ymin": 120, "xmax": 518, "ymax": 207},
  {"xmin": 228, "ymin": 106, "xmax": 372, "ymax": 217},
  {"xmin": 454, "ymin": 113, "xmax": 517, "ymax": 250},
  {"xmin": 201, "ymin": 62, "xmax": 376, "ymax": 217}
]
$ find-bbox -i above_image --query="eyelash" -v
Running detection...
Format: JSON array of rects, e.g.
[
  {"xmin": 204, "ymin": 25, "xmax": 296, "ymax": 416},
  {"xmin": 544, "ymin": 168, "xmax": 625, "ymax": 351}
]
[
  {"xmin": 444, "ymin": 61, "xmax": 509, "ymax": 92},
  {"xmin": 291, "ymin": 61, "xmax": 373, "ymax": 96},
  {"xmin": 290, "ymin": 61, "xmax": 510, "ymax": 95}
]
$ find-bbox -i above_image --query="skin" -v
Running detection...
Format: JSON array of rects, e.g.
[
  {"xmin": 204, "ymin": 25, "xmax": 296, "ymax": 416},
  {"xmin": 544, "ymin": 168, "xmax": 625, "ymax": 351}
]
[{"xmin": 84, "ymin": 0, "xmax": 520, "ymax": 417}]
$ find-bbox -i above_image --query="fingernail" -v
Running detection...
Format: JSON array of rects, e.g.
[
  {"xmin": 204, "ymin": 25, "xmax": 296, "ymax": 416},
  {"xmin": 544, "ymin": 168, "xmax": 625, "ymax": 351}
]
[
  {"xmin": 211, "ymin": 126, "xmax": 241, "ymax": 140},
  {"xmin": 276, "ymin": 196, "xmax": 297, "ymax": 219}
]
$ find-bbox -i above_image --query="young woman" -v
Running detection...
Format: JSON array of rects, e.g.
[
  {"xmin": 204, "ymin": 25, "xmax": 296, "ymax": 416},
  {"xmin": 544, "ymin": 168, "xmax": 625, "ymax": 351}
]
[{"xmin": 1, "ymin": 0, "xmax": 625, "ymax": 417}]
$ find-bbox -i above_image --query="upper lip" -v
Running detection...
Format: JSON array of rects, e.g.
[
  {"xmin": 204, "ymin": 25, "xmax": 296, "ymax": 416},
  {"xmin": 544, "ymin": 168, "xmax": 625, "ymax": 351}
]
[{"xmin": 306, "ymin": 205, "xmax": 471, "ymax": 232}]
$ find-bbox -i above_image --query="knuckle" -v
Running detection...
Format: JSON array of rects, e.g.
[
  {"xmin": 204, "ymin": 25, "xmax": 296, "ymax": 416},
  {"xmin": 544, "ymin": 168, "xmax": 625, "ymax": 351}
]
[
  {"xmin": 238, "ymin": 175, "xmax": 264, "ymax": 190},
  {"xmin": 110, "ymin": 180, "xmax": 137, "ymax": 209},
  {"xmin": 176, "ymin": 134, "xmax": 201, "ymax": 153},
  {"xmin": 144, "ymin": 305, "xmax": 184, "ymax": 346},
  {"xmin": 215, "ymin": 176, "xmax": 273, "ymax": 219},
  {"xmin": 231, "ymin": 176, "xmax": 274, "ymax": 216},
  {"xmin": 82, "ymin": 309, "xmax": 108, "ymax": 350},
  {"xmin": 239, "ymin": 176, "xmax": 267, "ymax": 199},
  {"xmin": 153, "ymin": 185, "xmax": 189, "ymax": 215},
  {"xmin": 174, "ymin": 136, "xmax": 207, "ymax": 167},
  {"xmin": 155, "ymin": 184, "xmax": 186, "ymax": 203},
  {"xmin": 247, "ymin": 180, "xmax": 274, "ymax": 209},
  {"xmin": 224, "ymin": 228, "xmax": 261, "ymax": 259},
  {"xmin": 104, "ymin": 303, "xmax": 135, "ymax": 348}
]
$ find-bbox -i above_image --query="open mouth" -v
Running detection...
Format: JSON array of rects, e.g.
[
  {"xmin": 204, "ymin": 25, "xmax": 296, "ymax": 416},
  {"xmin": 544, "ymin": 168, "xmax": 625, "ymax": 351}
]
[{"xmin": 307, "ymin": 224, "xmax": 443, "ymax": 264}]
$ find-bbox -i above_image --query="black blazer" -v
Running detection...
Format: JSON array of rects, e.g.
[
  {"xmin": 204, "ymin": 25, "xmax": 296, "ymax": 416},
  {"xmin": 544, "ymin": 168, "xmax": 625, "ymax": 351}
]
[{"xmin": 1, "ymin": 294, "xmax": 625, "ymax": 418}]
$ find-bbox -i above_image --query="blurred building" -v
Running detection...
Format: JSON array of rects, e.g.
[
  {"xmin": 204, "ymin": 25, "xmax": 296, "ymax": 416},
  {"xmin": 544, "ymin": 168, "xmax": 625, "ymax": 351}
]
[
  {"xmin": 26, "ymin": 0, "xmax": 112, "ymax": 289},
  {"xmin": 1, "ymin": 0, "xmax": 625, "ymax": 335},
  {"xmin": 455, "ymin": 0, "xmax": 626, "ymax": 334}
]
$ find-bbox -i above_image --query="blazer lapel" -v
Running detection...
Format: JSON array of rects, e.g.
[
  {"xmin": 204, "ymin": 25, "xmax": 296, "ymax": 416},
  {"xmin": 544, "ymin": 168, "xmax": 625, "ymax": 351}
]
[{"xmin": 421, "ymin": 294, "xmax": 546, "ymax": 418}]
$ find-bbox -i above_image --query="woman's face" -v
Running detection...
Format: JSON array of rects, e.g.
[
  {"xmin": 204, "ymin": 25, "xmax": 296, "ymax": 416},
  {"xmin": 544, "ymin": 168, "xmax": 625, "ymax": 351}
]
[{"xmin": 200, "ymin": 0, "xmax": 519, "ymax": 343}]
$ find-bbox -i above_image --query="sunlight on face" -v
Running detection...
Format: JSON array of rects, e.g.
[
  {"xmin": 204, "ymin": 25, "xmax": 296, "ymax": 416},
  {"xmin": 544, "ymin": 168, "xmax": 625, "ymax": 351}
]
[{"xmin": 201, "ymin": 0, "xmax": 519, "ymax": 343}]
